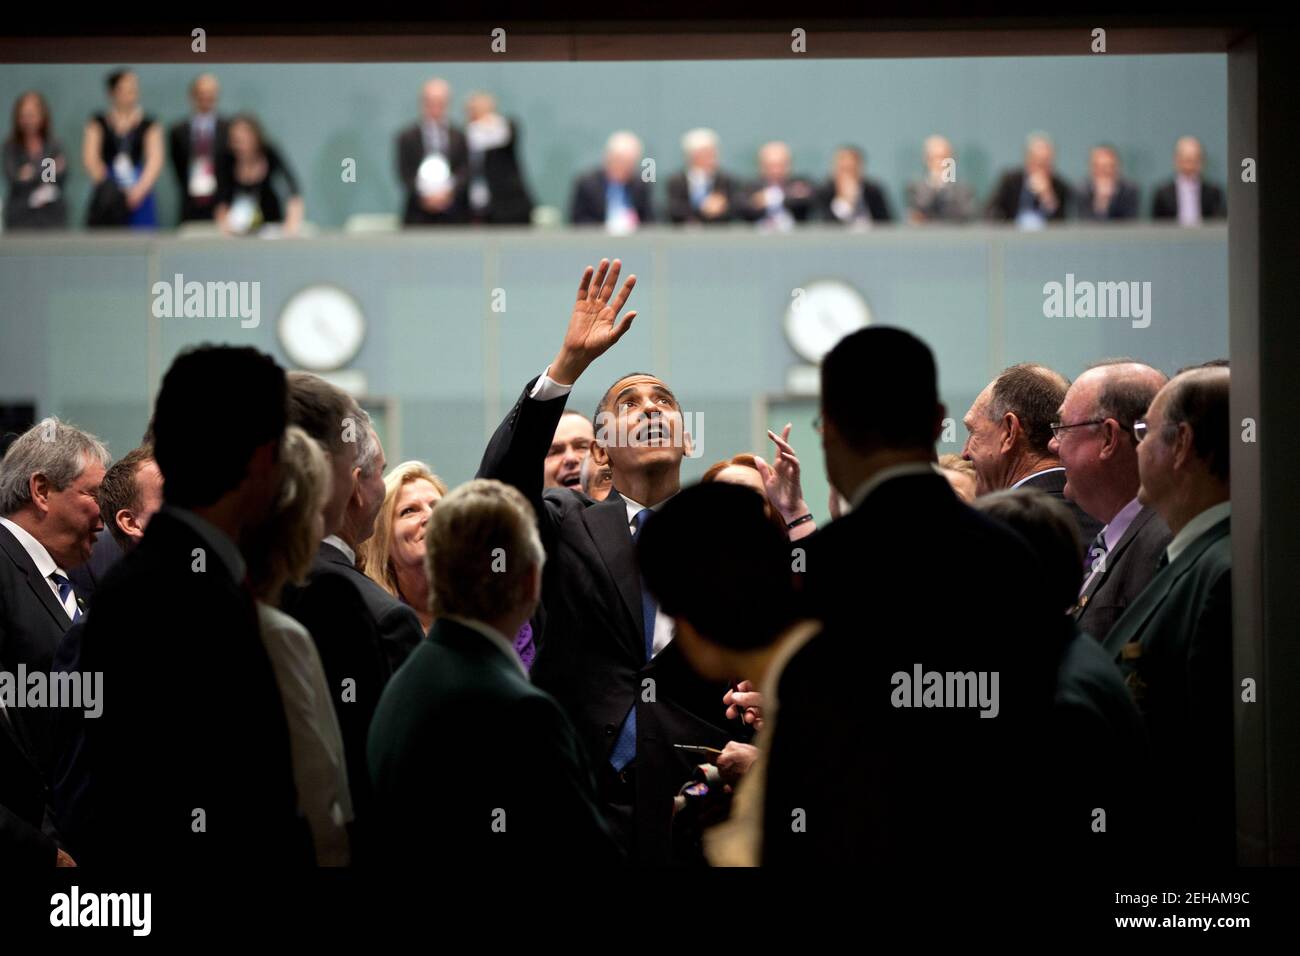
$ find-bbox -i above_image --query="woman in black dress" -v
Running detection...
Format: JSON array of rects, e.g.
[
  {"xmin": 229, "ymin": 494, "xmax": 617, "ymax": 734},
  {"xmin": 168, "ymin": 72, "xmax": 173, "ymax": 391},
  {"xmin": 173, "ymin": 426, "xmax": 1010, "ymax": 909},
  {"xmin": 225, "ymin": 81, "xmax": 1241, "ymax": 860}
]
[
  {"xmin": 3, "ymin": 91, "xmax": 69, "ymax": 230},
  {"xmin": 215, "ymin": 114, "xmax": 304, "ymax": 237},
  {"xmin": 81, "ymin": 69, "xmax": 164, "ymax": 228}
]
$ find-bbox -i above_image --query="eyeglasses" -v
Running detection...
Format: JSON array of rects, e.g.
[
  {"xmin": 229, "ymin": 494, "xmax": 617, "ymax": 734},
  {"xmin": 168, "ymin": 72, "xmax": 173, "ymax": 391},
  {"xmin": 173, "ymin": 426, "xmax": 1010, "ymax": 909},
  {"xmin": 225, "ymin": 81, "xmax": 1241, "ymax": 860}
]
[
  {"xmin": 1049, "ymin": 418, "xmax": 1133, "ymax": 440},
  {"xmin": 1133, "ymin": 419, "xmax": 1149, "ymax": 443}
]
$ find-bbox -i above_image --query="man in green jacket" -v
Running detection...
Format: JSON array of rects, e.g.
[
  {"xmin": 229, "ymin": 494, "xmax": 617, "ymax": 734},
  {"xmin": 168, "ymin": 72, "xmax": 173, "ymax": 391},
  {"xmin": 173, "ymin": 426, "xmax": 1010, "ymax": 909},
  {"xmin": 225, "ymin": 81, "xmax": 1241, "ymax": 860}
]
[
  {"xmin": 1104, "ymin": 365, "xmax": 1233, "ymax": 865},
  {"xmin": 367, "ymin": 479, "xmax": 621, "ymax": 866}
]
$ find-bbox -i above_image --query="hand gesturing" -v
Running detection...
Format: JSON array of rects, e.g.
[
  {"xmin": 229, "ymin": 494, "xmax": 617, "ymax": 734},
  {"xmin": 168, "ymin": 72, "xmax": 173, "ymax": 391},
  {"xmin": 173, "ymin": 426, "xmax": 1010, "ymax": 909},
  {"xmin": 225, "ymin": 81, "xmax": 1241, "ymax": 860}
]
[{"xmin": 551, "ymin": 258, "xmax": 637, "ymax": 385}]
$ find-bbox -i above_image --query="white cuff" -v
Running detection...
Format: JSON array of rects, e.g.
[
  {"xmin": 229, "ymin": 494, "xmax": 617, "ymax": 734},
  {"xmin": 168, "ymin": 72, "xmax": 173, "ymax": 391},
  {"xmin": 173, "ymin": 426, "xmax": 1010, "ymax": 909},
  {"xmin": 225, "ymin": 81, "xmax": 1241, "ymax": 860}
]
[{"xmin": 529, "ymin": 369, "xmax": 573, "ymax": 401}]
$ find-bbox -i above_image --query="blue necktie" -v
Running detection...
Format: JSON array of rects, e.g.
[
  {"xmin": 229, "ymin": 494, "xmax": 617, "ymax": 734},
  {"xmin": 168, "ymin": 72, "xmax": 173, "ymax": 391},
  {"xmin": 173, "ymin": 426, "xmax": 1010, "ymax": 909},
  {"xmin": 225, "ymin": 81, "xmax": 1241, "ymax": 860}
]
[
  {"xmin": 51, "ymin": 572, "xmax": 82, "ymax": 622},
  {"xmin": 609, "ymin": 508, "xmax": 656, "ymax": 771}
]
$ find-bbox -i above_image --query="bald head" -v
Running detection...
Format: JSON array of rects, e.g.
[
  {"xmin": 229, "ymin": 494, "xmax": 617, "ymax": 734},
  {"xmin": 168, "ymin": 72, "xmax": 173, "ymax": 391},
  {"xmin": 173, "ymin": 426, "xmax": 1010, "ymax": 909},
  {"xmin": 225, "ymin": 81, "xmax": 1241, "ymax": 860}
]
[
  {"xmin": 758, "ymin": 141, "xmax": 792, "ymax": 183},
  {"xmin": 421, "ymin": 79, "xmax": 450, "ymax": 122},
  {"xmin": 1051, "ymin": 361, "xmax": 1168, "ymax": 522},
  {"xmin": 190, "ymin": 73, "xmax": 219, "ymax": 113},
  {"xmin": 604, "ymin": 131, "xmax": 643, "ymax": 183},
  {"xmin": 1174, "ymin": 136, "xmax": 1204, "ymax": 178}
]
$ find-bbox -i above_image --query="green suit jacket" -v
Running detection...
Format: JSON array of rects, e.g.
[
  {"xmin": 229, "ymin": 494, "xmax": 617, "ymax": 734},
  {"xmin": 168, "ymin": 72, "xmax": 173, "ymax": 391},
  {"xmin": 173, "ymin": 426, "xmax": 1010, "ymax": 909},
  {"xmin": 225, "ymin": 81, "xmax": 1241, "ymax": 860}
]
[
  {"xmin": 368, "ymin": 617, "xmax": 621, "ymax": 865},
  {"xmin": 1102, "ymin": 514, "xmax": 1233, "ymax": 865}
]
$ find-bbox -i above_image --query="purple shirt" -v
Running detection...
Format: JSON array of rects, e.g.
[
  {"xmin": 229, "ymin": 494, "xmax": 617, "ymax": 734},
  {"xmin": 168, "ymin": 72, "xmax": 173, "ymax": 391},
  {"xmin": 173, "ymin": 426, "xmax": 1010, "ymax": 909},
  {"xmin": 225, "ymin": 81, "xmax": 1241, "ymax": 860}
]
[
  {"xmin": 1176, "ymin": 174, "xmax": 1202, "ymax": 226},
  {"xmin": 513, "ymin": 621, "xmax": 536, "ymax": 672},
  {"xmin": 1079, "ymin": 495, "xmax": 1143, "ymax": 595}
]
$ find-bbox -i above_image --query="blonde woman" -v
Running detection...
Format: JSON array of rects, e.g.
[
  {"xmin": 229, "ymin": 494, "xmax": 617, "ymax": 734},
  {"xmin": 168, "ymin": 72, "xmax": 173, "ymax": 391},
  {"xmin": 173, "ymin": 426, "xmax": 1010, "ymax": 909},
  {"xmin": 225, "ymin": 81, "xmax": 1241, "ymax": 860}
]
[
  {"xmin": 359, "ymin": 461, "xmax": 448, "ymax": 633},
  {"xmin": 246, "ymin": 425, "xmax": 353, "ymax": 866}
]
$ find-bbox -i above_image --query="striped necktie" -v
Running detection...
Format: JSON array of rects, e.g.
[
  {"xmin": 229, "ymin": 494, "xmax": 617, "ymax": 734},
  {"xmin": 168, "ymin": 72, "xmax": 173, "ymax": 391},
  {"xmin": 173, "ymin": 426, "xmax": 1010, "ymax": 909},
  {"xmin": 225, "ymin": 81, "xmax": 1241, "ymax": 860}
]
[{"xmin": 50, "ymin": 571, "xmax": 82, "ymax": 622}]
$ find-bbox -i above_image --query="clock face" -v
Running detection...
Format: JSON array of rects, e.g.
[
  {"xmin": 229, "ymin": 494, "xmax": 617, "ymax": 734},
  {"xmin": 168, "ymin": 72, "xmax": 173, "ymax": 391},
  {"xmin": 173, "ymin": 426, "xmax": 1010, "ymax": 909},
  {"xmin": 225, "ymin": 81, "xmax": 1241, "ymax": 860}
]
[
  {"xmin": 278, "ymin": 285, "xmax": 366, "ymax": 372},
  {"xmin": 784, "ymin": 279, "xmax": 872, "ymax": 363}
]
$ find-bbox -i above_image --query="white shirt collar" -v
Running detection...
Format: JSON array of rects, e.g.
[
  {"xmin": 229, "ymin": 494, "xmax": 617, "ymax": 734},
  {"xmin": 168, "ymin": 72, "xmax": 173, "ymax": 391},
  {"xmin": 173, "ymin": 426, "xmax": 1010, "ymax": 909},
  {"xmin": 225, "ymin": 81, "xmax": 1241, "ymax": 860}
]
[
  {"xmin": 619, "ymin": 492, "xmax": 675, "ymax": 528},
  {"xmin": 322, "ymin": 534, "xmax": 356, "ymax": 567},
  {"xmin": 443, "ymin": 615, "xmax": 529, "ymax": 679},
  {"xmin": 847, "ymin": 463, "xmax": 939, "ymax": 512},
  {"xmin": 1166, "ymin": 500, "xmax": 1231, "ymax": 565},
  {"xmin": 0, "ymin": 515, "xmax": 64, "ymax": 581},
  {"xmin": 164, "ymin": 506, "xmax": 246, "ymax": 582},
  {"xmin": 1010, "ymin": 466, "xmax": 1066, "ymax": 490}
]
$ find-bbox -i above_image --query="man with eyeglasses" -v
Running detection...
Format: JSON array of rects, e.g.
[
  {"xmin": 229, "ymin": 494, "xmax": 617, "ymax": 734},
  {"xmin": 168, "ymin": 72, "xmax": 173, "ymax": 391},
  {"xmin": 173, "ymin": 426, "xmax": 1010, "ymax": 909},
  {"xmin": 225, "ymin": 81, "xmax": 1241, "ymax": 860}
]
[
  {"xmin": 1103, "ymin": 365, "xmax": 1233, "ymax": 865},
  {"xmin": 1048, "ymin": 361, "xmax": 1173, "ymax": 643},
  {"xmin": 961, "ymin": 363, "xmax": 1103, "ymax": 561}
]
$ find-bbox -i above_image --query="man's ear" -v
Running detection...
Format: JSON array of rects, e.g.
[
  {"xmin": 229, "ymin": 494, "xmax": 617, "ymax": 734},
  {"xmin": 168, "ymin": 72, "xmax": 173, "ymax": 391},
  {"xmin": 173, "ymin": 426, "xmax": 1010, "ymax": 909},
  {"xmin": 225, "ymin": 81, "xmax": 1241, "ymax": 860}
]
[
  {"xmin": 589, "ymin": 440, "xmax": 610, "ymax": 468},
  {"xmin": 1171, "ymin": 422, "xmax": 1195, "ymax": 472},
  {"xmin": 999, "ymin": 413, "xmax": 1020, "ymax": 454},
  {"xmin": 28, "ymin": 473, "xmax": 53, "ymax": 515},
  {"xmin": 682, "ymin": 428, "xmax": 694, "ymax": 459},
  {"xmin": 247, "ymin": 439, "xmax": 279, "ymax": 482},
  {"xmin": 349, "ymin": 466, "xmax": 364, "ymax": 505},
  {"xmin": 1099, "ymin": 420, "xmax": 1122, "ymax": 459},
  {"xmin": 116, "ymin": 508, "xmax": 146, "ymax": 542}
]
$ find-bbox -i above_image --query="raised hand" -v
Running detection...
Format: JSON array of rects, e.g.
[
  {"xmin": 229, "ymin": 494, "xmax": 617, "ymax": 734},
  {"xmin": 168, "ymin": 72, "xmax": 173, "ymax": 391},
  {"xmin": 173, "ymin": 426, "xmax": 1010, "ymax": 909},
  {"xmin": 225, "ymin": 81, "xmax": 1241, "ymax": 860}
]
[
  {"xmin": 754, "ymin": 423, "xmax": 810, "ymax": 525},
  {"xmin": 549, "ymin": 258, "xmax": 637, "ymax": 385}
]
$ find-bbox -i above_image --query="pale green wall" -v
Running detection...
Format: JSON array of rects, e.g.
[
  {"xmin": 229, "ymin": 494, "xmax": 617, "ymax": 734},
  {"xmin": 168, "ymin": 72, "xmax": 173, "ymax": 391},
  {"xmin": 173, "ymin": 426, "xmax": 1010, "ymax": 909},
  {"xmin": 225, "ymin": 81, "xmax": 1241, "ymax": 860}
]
[{"xmin": 0, "ymin": 226, "xmax": 1228, "ymax": 507}]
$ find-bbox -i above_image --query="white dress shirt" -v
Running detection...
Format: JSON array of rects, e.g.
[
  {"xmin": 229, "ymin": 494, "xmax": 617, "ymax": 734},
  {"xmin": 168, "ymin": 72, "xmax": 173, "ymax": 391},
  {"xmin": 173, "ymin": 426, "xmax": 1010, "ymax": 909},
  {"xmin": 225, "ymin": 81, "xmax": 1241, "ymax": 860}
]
[
  {"xmin": 257, "ymin": 603, "xmax": 353, "ymax": 866},
  {"xmin": 322, "ymin": 534, "xmax": 356, "ymax": 567},
  {"xmin": 1010, "ymin": 466, "xmax": 1066, "ymax": 490},
  {"xmin": 1166, "ymin": 500, "xmax": 1231, "ymax": 565},
  {"xmin": 1176, "ymin": 173, "xmax": 1202, "ymax": 226},
  {"xmin": 0, "ymin": 515, "xmax": 77, "ymax": 620}
]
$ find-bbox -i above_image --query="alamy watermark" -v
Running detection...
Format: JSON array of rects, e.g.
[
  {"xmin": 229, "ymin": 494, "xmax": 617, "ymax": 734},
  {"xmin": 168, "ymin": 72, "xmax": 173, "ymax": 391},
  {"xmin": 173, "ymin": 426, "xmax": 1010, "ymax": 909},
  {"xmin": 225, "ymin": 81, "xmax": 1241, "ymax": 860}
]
[
  {"xmin": 1042, "ymin": 273, "xmax": 1151, "ymax": 329},
  {"xmin": 890, "ymin": 663, "xmax": 999, "ymax": 718},
  {"xmin": 151, "ymin": 273, "xmax": 260, "ymax": 329},
  {"xmin": 0, "ymin": 666, "xmax": 102, "ymax": 718}
]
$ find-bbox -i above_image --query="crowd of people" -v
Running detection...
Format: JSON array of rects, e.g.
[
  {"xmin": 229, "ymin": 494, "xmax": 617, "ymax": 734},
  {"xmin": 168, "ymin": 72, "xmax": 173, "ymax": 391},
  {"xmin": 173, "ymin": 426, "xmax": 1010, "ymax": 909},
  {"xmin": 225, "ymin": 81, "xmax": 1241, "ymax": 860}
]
[
  {"xmin": 3, "ymin": 72, "xmax": 1227, "ymax": 233},
  {"xmin": 0, "ymin": 258, "xmax": 1233, "ymax": 868}
]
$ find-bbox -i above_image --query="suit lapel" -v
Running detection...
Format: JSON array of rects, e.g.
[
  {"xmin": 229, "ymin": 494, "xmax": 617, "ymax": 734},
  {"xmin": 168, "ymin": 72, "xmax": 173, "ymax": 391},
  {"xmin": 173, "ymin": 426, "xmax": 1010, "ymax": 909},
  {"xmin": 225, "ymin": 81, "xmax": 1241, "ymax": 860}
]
[
  {"xmin": 0, "ymin": 524, "xmax": 71, "ymax": 629},
  {"xmin": 582, "ymin": 499, "xmax": 646, "ymax": 662},
  {"xmin": 1076, "ymin": 506, "xmax": 1157, "ymax": 611},
  {"xmin": 1101, "ymin": 517, "xmax": 1229, "ymax": 658}
]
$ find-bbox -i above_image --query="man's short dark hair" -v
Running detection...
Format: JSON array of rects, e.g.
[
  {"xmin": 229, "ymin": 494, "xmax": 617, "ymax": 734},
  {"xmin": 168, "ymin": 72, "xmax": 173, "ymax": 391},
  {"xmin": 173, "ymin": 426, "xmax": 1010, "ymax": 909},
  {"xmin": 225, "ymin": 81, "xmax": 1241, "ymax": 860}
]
[
  {"xmin": 991, "ymin": 363, "xmax": 1070, "ymax": 455},
  {"xmin": 287, "ymin": 371, "xmax": 369, "ymax": 465},
  {"xmin": 1164, "ymin": 367, "xmax": 1230, "ymax": 483},
  {"xmin": 594, "ymin": 372, "xmax": 667, "ymax": 423},
  {"xmin": 99, "ymin": 444, "xmax": 154, "ymax": 551},
  {"xmin": 974, "ymin": 489, "xmax": 1081, "ymax": 613},
  {"xmin": 821, "ymin": 326, "xmax": 938, "ymax": 453},
  {"xmin": 638, "ymin": 482, "xmax": 797, "ymax": 651},
  {"xmin": 152, "ymin": 346, "xmax": 287, "ymax": 508},
  {"xmin": 1175, "ymin": 358, "xmax": 1230, "ymax": 375}
]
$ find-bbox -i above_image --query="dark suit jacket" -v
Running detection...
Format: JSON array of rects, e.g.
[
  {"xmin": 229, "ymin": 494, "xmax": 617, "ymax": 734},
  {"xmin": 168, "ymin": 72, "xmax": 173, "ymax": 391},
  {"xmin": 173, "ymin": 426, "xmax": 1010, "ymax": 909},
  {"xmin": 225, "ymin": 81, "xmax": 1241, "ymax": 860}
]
[
  {"xmin": 368, "ymin": 617, "xmax": 621, "ymax": 865},
  {"xmin": 1152, "ymin": 179, "xmax": 1226, "ymax": 220},
  {"xmin": 1104, "ymin": 514, "xmax": 1233, "ymax": 865},
  {"xmin": 469, "ymin": 117, "xmax": 534, "ymax": 224},
  {"xmin": 0, "ymin": 521, "xmax": 77, "ymax": 770},
  {"xmin": 396, "ymin": 121, "xmax": 470, "ymax": 225},
  {"xmin": 739, "ymin": 177, "xmax": 816, "ymax": 223},
  {"xmin": 985, "ymin": 169, "xmax": 1073, "ymax": 221},
  {"xmin": 768, "ymin": 471, "xmax": 1067, "ymax": 866},
  {"xmin": 1076, "ymin": 178, "xmax": 1141, "ymax": 220},
  {"xmin": 1017, "ymin": 468, "xmax": 1105, "ymax": 566},
  {"xmin": 77, "ymin": 509, "xmax": 308, "ymax": 866},
  {"xmin": 280, "ymin": 540, "xmax": 422, "ymax": 857},
  {"xmin": 569, "ymin": 169, "xmax": 655, "ymax": 226},
  {"xmin": 665, "ymin": 169, "xmax": 742, "ymax": 224},
  {"xmin": 66, "ymin": 529, "xmax": 122, "ymax": 611},
  {"xmin": 167, "ymin": 116, "xmax": 230, "ymax": 222},
  {"xmin": 815, "ymin": 177, "xmax": 893, "ymax": 223},
  {"xmin": 1075, "ymin": 505, "xmax": 1172, "ymax": 645},
  {"xmin": 477, "ymin": 379, "xmax": 750, "ymax": 864},
  {"xmin": 1, "ymin": 708, "xmax": 58, "ymax": 866},
  {"xmin": 1051, "ymin": 622, "xmax": 1151, "ymax": 865}
]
